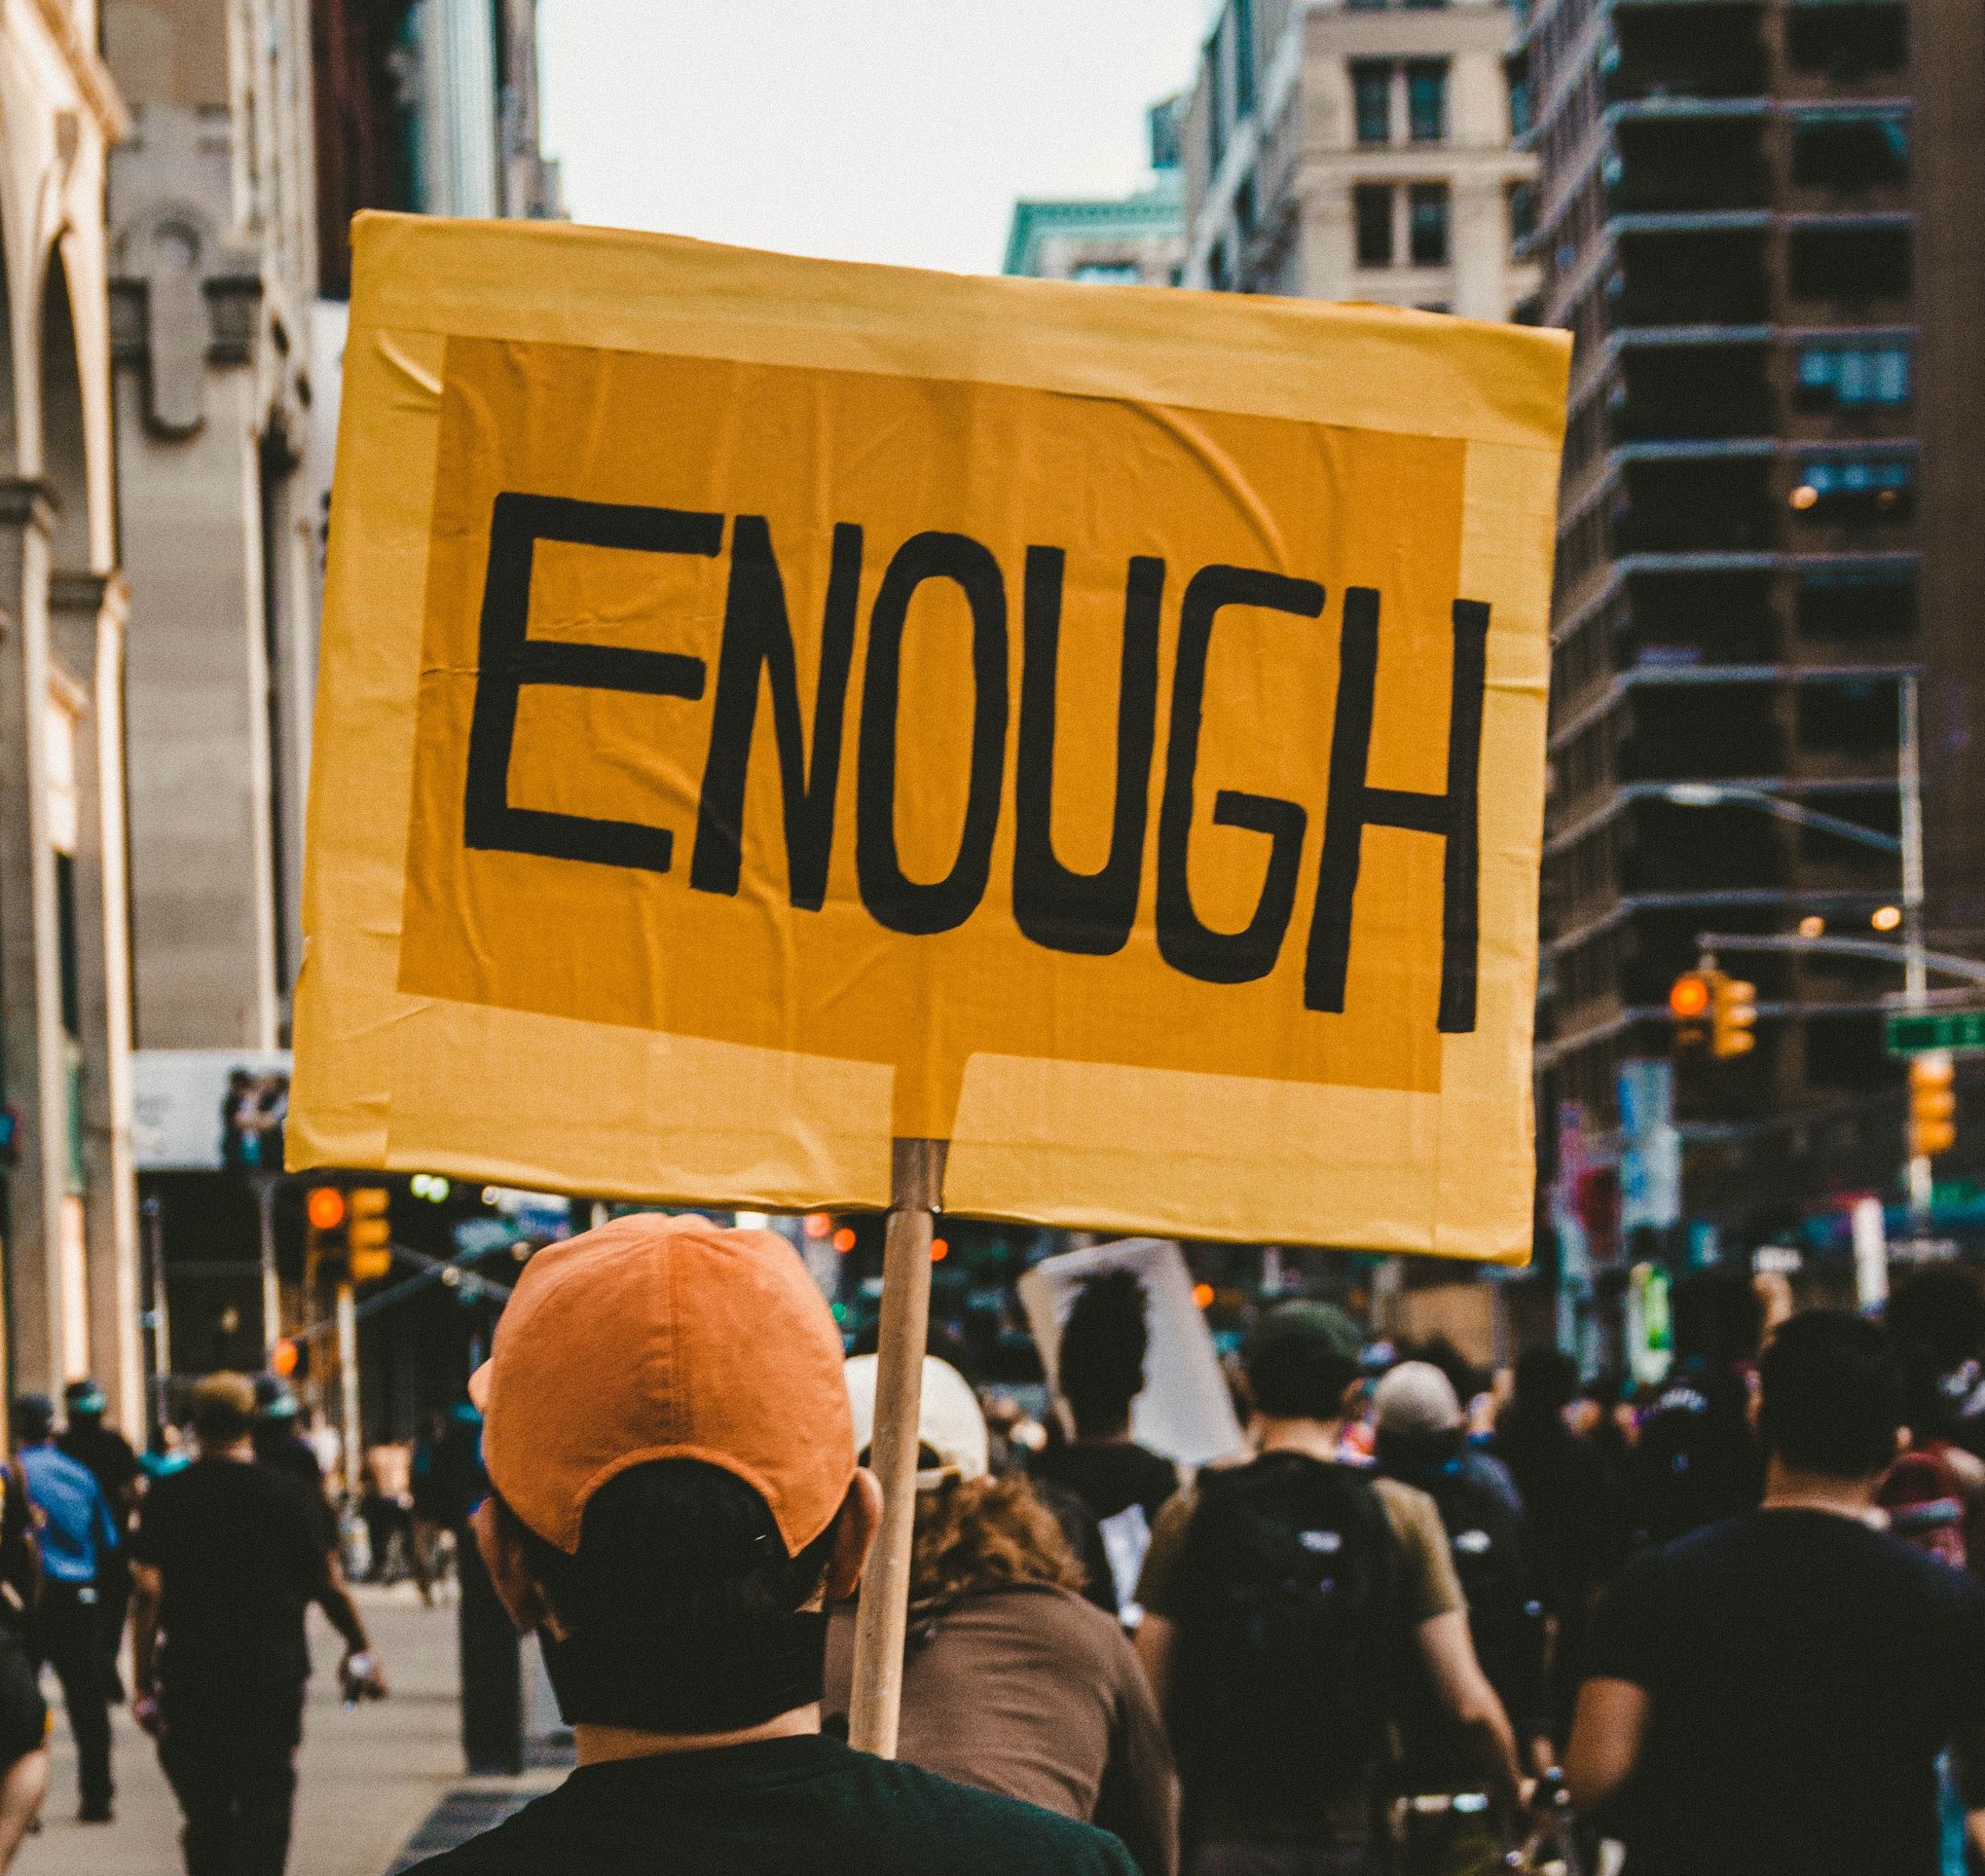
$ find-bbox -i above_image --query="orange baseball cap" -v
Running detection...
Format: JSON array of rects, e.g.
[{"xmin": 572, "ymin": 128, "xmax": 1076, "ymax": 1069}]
[{"xmin": 470, "ymin": 1211, "xmax": 855, "ymax": 1557}]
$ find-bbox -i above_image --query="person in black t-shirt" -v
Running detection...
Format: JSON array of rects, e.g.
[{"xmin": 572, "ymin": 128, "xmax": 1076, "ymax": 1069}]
[
  {"xmin": 129, "ymin": 1373, "xmax": 385, "ymax": 1876},
  {"xmin": 1567, "ymin": 1309, "xmax": 1985, "ymax": 1876},
  {"xmin": 410, "ymin": 1211, "xmax": 1134, "ymax": 1876},
  {"xmin": 1033, "ymin": 1271, "xmax": 1180, "ymax": 1617}
]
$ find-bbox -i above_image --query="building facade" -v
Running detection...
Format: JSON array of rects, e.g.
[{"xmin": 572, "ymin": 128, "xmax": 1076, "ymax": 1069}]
[
  {"xmin": 1183, "ymin": 0, "xmax": 1536, "ymax": 320},
  {"xmin": 106, "ymin": 1, "xmax": 561, "ymax": 1402},
  {"xmin": 1006, "ymin": 98, "xmax": 1186, "ymax": 284},
  {"xmin": 1526, "ymin": 0, "xmax": 1925, "ymax": 1259},
  {"xmin": 0, "ymin": 3, "xmax": 138, "ymax": 1416}
]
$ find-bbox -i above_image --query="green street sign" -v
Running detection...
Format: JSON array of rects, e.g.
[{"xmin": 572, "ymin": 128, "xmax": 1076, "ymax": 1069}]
[{"xmin": 1886, "ymin": 1010, "xmax": 1985, "ymax": 1056}]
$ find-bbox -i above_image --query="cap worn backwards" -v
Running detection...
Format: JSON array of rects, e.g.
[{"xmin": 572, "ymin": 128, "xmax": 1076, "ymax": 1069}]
[{"xmin": 473, "ymin": 1212, "xmax": 856, "ymax": 1558}]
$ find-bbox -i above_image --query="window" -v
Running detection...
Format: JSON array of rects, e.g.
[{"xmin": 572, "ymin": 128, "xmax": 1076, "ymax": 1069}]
[
  {"xmin": 1406, "ymin": 61, "xmax": 1449, "ymax": 143},
  {"xmin": 1410, "ymin": 183, "xmax": 1451, "ymax": 265},
  {"xmin": 1352, "ymin": 61, "xmax": 1392, "ymax": 145},
  {"xmin": 1790, "ymin": 112, "xmax": 1909, "ymax": 190},
  {"xmin": 1790, "ymin": 454, "xmax": 1915, "ymax": 524},
  {"xmin": 1509, "ymin": 72, "xmax": 1533, "ymax": 139},
  {"xmin": 1354, "ymin": 184, "xmax": 1395, "ymax": 267},
  {"xmin": 1232, "ymin": 0, "xmax": 1257, "ymax": 119},
  {"xmin": 1507, "ymin": 180, "xmax": 1537, "ymax": 251},
  {"xmin": 1795, "ymin": 568, "xmax": 1914, "ymax": 640},
  {"xmin": 1793, "ymin": 344, "xmax": 1910, "ymax": 412},
  {"xmin": 1072, "ymin": 263, "xmax": 1141, "ymax": 284}
]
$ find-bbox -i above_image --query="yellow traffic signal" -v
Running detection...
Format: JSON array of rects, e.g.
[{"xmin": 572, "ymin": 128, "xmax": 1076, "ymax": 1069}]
[
  {"xmin": 1670, "ymin": 971, "xmax": 1712, "ymax": 1051},
  {"xmin": 1910, "ymin": 1053, "xmax": 1956, "ymax": 1159},
  {"xmin": 1711, "ymin": 975, "xmax": 1757, "ymax": 1059},
  {"xmin": 347, "ymin": 1187, "xmax": 393, "ymax": 1281}
]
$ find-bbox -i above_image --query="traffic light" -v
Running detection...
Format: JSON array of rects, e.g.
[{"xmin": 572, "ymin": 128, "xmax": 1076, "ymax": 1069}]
[
  {"xmin": 347, "ymin": 1186, "xmax": 393, "ymax": 1282},
  {"xmin": 1909, "ymin": 1053, "xmax": 1957, "ymax": 1159},
  {"xmin": 1710, "ymin": 974, "xmax": 1757, "ymax": 1059},
  {"xmin": 1669, "ymin": 971, "xmax": 1712, "ymax": 1052}
]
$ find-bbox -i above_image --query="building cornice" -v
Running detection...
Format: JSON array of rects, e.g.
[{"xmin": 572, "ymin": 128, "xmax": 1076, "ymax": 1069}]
[{"xmin": 27, "ymin": 0, "xmax": 130, "ymax": 142}]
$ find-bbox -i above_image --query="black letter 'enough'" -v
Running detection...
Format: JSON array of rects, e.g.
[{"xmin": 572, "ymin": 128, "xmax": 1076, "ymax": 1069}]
[
  {"xmin": 690, "ymin": 516, "xmax": 862, "ymax": 910},
  {"xmin": 856, "ymin": 532, "xmax": 1010, "ymax": 937},
  {"xmin": 463, "ymin": 493, "xmax": 719, "ymax": 873},
  {"xmin": 1156, "ymin": 565, "xmax": 1323, "ymax": 985},
  {"xmin": 1304, "ymin": 590, "xmax": 1489, "ymax": 1031},
  {"xmin": 1012, "ymin": 548, "xmax": 1162, "ymax": 956}
]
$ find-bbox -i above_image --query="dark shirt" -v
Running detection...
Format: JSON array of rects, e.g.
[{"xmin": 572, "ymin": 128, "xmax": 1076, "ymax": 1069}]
[
  {"xmin": 129, "ymin": 1457, "xmax": 329, "ymax": 1717},
  {"xmin": 57, "ymin": 1423, "xmax": 142, "ymax": 1518},
  {"xmin": 1586, "ymin": 1508, "xmax": 1985, "ymax": 1876},
  {"xmin": 1033, "ymin": 1442, "xmax": 1180, "ymax": 1529},
  {"xmin": 406, "ymin": 1733, "xmax": 1138, "ymax": 1875},
  {"xmin": 253, "ymin": 1428, "xmax": 337, "ymax": 1547}
]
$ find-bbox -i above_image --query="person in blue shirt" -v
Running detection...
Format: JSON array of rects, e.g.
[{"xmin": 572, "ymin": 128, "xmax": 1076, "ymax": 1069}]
[{"xmin": 14, "ymin": 1393, "xmax": 119, "ymax": 1821}]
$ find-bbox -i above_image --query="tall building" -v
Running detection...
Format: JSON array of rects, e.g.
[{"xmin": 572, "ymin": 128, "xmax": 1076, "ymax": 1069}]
[
  {"xmin": 1182, "ymin": 0, "xmax": 1537, "ymax": 320},
  {"xmin": 0, "ymin": 5, "xmax": 138, "ymax": 1416},
  {"xmin": 1526, "ymin": 0, "xmax": 1924, "ymax": 1256},
  {"xmin": 1006, "ymin": 98, "xmax": 1186, "ymax": 284},
  {"xmin": 1911, "ymin": 0, "xmax": 1985, "ymax": 957},
  {"xmin": 108, "ymin": 1, "xmax": 563, "ymax": 1396}
]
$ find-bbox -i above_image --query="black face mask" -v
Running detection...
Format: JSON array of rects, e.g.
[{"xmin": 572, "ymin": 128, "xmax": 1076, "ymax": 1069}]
[{"xmin": 537, "ymin": 1611, "xmax": 829, "ymax": 1735}]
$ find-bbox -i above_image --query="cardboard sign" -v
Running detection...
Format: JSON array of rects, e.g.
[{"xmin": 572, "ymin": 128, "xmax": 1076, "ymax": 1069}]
[{"xmin": 290, "ymin": 214, "xmax": 1568, "ymax": 1258}]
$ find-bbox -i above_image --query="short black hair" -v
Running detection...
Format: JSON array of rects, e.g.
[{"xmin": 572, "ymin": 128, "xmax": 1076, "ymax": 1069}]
[
  {"xmin": 1057, "ymin": 1271, "xmax": 1151, "ymax": 1437},
  {"xmin": 1513, "ymin": 1346, "xmax": 1579, "ymax": 1419},
  {"xmin": 498, "ymin": 1458, "xmax": 842, "ymax": 1733},
  {"xmin": 1758, "ymin": 1309, "xmax": 1900, "ymax": 1480}
]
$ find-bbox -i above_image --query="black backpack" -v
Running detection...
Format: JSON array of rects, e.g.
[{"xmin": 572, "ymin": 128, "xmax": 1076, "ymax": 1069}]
[
  {"xmin": 1169, "ymin": 1452, "xmax": 1404, "ymax": 1807},
  {"xmin": 1410, "ymin": 1458, "xmax": 1548, "ymax": 1759}
]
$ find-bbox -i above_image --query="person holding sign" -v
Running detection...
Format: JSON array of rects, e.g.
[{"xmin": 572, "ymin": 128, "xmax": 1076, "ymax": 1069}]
[{"xmin": 409, "ymin": 1212, "xmax": 1137, "ymax": 1876}]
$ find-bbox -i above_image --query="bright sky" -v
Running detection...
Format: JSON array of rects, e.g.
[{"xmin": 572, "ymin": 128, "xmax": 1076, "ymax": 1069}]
[{"xmin": 535, "ymin": 1, "xmax": 1206, "ymax": 277}]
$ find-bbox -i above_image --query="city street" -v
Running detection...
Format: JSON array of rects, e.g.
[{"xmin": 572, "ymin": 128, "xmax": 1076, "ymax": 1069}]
[{"xmin": 18, "ymin": 1588, "xmax": 561, "ymax": 1876}]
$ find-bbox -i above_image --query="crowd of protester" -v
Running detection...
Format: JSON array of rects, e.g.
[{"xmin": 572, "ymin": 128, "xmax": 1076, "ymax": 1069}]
[{"xmin": 7, "ymin": 1223, "xmax": 1985, "ymax": 1875}]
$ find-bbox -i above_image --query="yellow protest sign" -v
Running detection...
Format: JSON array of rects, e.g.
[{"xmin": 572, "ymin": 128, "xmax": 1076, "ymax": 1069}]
[{"xmin": 290, "ymin": 213, "xmax": 1568, "ymax": 1260}]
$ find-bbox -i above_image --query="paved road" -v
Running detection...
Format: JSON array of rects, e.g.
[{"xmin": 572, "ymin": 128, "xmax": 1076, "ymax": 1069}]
[{"xmin": 17, "ymin": 1585, "xmax": 562, "ymax": 1876}]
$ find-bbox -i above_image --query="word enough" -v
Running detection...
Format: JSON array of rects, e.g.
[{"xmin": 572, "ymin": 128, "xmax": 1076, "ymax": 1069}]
[{"xmin": 462, "ymin": 494, "xmax": 1489, "ymax": 1033}]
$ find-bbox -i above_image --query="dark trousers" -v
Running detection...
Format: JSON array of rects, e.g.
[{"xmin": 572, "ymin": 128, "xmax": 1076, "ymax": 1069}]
[
  {"xmin": 32, "ymin": 1581, "xmax": 111, "ymax": 1812},
  {"xmin": 158, "ymin": 1697, "xmax": 304, "ymax": 1876}
]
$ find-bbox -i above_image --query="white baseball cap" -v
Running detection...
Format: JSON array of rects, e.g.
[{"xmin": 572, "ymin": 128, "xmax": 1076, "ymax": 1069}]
[
  {"xmin": 844, "ymin": 1354, "xmax": 989, "ymax": 1487},
  {"xmin": 1373, "ymin": 1361, "xmax": 1464, "ymax": 1440}
]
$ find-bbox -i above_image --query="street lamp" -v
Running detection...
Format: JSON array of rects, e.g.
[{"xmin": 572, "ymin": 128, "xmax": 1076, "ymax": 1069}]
[
  {"xmin": 1651, "ymin": 782, "xmax": 1902, "ymax": 854},
  {"xmin": 1655, "ymin": 676, "xmax": 1934, "ymax": 1220}
]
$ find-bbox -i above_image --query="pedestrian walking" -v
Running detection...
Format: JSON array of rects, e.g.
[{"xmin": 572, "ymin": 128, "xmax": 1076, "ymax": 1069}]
[
  {"xmin": 13, "ymin": 1392, "xmax": 118, "ymax": 1822},
  {"xmin": 0, "ymin": 1446, "xmax": 49, "ymax": 1868},
  {"xmin": 1135, "ymin": 1303, "xmax": 1526, "ymax": 1876},
  {"xmin": 1374, "ymin": 1362, "xmax": 1553, "ymax": 1875},
  {"xmin": 1033, "ymin": 1271, "xmax": 1182, "ymax": 1617},
  {"xmin": 406, "ymin": 1210, "xmax": 1138, "ymax": 1874},
  {"xmin": 251, "ymin": 1378, "xmax": 336, "ymax": 1547},
  {"xmin": 1565, "ymin": 1309, "xmax": 1985, "ymax": 1876},
  {"xmin": 129, "ymin": 1372, "xmax": 386, "ymax": 1876},
  {"xmin": 826, "ymin": 1353, "xmax": 1180, "ymax": 1875},
  {"xmin": 1493, "ymin": 1347, "xmax": 1631, "ymax": 1738},
  {"xmin": 57, "ymin": 1377, "xmax": 143, "ymax": 1702}
]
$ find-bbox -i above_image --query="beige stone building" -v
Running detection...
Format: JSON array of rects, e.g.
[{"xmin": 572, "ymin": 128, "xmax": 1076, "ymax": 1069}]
[
  {"xmin": 1183, "ymin": 0, "xmax": 1537, "ymax": 321},
  {"xmin": 0, "ymin": 3, "xmax": 138, "ymax": 1414},
  {"xmin": 107, "ymin": 0, "xmax": 319, "ymax": 1062}
]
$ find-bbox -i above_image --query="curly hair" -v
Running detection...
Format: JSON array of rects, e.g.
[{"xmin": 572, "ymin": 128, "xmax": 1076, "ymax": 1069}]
[{"xmin": 909, "ymin": 1473, "xmax": 1086, "ymax": 1605}]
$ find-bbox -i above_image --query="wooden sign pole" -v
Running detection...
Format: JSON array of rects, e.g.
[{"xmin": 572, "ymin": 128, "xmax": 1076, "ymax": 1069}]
[{"xmin": 845, "ymin": 1136, "xmax": 946, "ymax": 1758}]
